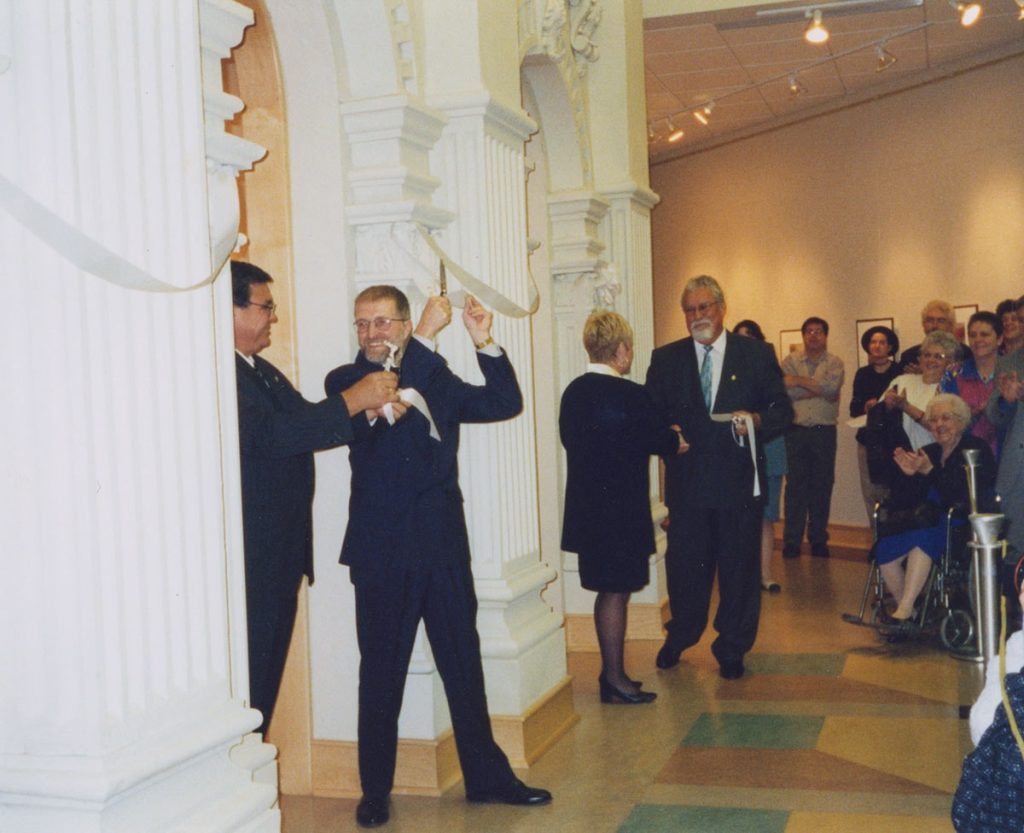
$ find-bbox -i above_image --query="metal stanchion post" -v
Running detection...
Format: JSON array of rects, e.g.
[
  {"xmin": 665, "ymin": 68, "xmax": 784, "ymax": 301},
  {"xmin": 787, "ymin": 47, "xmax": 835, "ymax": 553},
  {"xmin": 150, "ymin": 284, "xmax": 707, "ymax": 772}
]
[
  {"xmin": 963, "ymin": 514, "xmax": 1004, "ymax": 669},
  {"xmin": 950, "ymin": 449, "xmax": 1003, "ymax": 667}
]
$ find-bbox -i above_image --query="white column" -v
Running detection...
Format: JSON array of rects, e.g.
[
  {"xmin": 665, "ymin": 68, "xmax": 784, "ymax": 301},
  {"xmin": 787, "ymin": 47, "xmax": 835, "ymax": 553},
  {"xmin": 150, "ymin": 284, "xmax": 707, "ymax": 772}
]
[
  {"xmin": 428, "ymin": 94, "xmax": 565, "ymax": 715},
  {"xmin": 0, "ymin": 1, "xmax": 273, "ymax": 830},
  {"xmin": 598, "ymin": 184, "xmax": 668, "ymax": 623}
]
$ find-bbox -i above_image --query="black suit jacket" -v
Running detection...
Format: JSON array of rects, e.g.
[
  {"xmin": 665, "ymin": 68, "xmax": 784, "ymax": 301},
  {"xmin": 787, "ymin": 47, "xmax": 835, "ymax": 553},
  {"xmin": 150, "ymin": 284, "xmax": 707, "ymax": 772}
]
[
  {"xmin": 560, "ymin": 372, "xmax": 679, "ymax": 556},
  {"xmin": 324, "ymin": 338, "xmax": 522, "ymax": 576},
  {"xmin": 645, "ymin": 332, "xmax": 792, "ymax": 510},
  {"xmin": 236, "ymin": 353, "xmax": 356, "ymax": 584}
]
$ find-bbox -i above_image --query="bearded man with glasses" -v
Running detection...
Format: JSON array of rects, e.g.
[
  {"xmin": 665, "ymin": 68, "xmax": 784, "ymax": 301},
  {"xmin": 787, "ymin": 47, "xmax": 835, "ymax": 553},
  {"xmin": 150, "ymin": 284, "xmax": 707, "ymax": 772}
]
[
  {"xmin": 645, "ymin": 275, "xmax": 791, "ymax": 680},
  {"xmin": 324, "ymin": 285, "xmax": 551, "ymax": 829}
]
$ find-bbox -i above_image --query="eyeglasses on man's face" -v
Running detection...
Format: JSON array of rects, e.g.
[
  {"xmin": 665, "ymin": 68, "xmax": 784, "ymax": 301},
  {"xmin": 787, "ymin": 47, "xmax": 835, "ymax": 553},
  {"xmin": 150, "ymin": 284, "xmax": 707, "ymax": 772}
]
[
  {"xmin": 682, "ymin": 300, "xmax": 720, "ymax": 318},
  {"xmin": 247, "ymin": 301, "xmax": 277, "ymax": 316},
  {"xmin": 354, "ymin": 317, "xmax": 409, "ymax": 332}
]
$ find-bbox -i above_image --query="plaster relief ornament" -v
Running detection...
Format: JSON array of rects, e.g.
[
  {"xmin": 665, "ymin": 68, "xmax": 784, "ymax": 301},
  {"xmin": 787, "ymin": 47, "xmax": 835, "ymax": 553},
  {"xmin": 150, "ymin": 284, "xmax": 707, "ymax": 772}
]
[
  {"xmin": 592, "ymin": 264, "xmax": 621, "ymax": 309},
  {"xmin": 541, "ymin": 0, "xmax": 569, "ymax": 60},
  {"xmin": 569, "ymin": 0, "xmax": 602, "ymax": 65}
]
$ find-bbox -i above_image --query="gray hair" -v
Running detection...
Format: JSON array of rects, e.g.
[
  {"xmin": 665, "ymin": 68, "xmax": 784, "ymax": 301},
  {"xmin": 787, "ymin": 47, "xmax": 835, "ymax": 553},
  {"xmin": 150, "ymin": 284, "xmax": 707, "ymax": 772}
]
[
  {"xmin": 922, "ymin": 330, "xmax": 961, "ymax": 363},
  {"xmin": 680, "ymin": 274, "xmax": 725, "ymax": 308},
  {"xmin": 921, "ymin": 299, "xmax": 956, "ymax": 325},
  {"xmin": 926, "ymin": 393, "xmax": 971, "ymax": 427}
]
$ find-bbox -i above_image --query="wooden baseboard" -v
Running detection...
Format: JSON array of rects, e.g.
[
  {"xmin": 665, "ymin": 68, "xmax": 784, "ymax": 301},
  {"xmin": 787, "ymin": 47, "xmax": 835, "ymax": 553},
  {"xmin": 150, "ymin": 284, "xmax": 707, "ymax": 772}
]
[
  {"xmin": 310, "ymin": 677, "xmax": 578, "ymax": 796},
  {"xmin": 311, "ymin": 731, "xmax": 462, "ymax": 798},
  {"xmin": 491, "ymin": 676, "xmax": 579, "ymax": 768},
  {"xmin": 565, "ymin": 603, "xmax": 667, "ymax": 652}
]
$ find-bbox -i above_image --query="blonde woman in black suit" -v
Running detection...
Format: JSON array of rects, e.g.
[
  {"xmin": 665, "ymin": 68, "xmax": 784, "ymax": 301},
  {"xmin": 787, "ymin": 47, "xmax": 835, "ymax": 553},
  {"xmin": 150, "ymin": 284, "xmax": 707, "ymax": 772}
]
[{"xmin": 560, "ymin": 310, "xmax": 685, "ymax": 704}]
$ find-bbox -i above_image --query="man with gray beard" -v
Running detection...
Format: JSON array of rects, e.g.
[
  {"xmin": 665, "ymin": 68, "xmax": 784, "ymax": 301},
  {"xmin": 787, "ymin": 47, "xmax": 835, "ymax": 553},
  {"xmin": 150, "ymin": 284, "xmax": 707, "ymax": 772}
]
[{"xmin": 646, "ymin": 275, "xmax": 792, "ymax": 679}]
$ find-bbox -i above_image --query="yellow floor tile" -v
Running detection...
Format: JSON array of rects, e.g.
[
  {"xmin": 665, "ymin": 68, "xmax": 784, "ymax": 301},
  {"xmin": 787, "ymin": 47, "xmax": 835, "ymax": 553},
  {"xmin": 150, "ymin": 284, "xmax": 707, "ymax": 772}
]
[
  {"xmin": 816, "ymin": 715, "xmax": 963, "ymax": 793},
  {"xmin": 786, "ymin": 811, "xmax": 954, "ymax": 832}
]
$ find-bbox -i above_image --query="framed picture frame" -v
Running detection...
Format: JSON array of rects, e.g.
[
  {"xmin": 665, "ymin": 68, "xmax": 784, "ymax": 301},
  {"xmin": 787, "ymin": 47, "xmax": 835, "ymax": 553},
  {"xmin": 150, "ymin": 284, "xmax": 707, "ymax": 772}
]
[
  {"xmin": 855, "ymin": 317, "xmax": 895, "ymax": 367},
  {"xmin": 954, "ymin": 304, "xmax": 978, "ymax": 344},
  {"xmin": 779, "ymin": 329, "xmax": 803, "ymax": 359}
]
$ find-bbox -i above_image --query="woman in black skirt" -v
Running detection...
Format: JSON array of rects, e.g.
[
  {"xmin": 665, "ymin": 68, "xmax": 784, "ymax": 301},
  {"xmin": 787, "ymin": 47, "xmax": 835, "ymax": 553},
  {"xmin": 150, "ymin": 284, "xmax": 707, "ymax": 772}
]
[{"xmin": 560, "ymin": 311, "xmax": 685, "ymax": 704}]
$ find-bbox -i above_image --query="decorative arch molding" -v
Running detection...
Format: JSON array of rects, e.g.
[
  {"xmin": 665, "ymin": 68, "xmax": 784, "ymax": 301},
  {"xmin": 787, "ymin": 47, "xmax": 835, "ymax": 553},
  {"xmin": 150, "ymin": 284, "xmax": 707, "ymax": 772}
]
[
  {"xmin": 519, "ymin": 0, "xmax": 602, "ymax": 188},
  {"xmin": 332, "ymin": 0, "xmax": 418, "ymax": 99}
]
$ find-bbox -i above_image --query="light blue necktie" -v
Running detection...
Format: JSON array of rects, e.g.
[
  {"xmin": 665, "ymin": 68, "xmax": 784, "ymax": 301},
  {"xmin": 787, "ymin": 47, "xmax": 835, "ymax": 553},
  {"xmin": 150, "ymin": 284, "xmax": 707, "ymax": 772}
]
[{"xmin": 700, "ymin": 344, "xmax": 714, "ymax": 410}]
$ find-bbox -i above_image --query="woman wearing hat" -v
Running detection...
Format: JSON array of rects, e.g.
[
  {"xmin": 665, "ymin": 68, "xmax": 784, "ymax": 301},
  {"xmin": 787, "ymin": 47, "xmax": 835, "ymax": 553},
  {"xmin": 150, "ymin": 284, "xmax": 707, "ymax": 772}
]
[{"xmin": 850, "ymin": 326, "xmax": 901, "ymax": 522}]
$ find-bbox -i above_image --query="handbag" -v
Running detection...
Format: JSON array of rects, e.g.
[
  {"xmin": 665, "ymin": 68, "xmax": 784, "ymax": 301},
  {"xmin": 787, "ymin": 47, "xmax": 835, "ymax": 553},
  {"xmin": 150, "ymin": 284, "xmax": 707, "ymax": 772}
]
[{"xmin": 875, "ymin": 500, "xmax": 943, "ymax": 539}]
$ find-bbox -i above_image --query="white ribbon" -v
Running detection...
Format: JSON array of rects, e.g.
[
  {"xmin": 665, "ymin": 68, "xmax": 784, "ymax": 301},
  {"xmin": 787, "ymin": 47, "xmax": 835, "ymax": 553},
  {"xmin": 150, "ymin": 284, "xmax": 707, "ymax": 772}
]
[
  {"xmin": 392, "ymin": 223, "xmax": 539, "ymax": 319},
  {"xmin": 383, "ymin": 388, "xmax": 440, "ymax": 442},
  {"xmin": 713, "ymin": 412, "xmax": 761, "ymax": 498},
  {"xmin": 0, "ymin": 173, "xmax": 233, "ymax": 293}
]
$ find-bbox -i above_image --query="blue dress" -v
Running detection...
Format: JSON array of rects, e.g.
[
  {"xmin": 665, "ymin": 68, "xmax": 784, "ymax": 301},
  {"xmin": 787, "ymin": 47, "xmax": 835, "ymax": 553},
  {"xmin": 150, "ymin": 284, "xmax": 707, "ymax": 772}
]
[{"xmin": 874, "ymin": 434, "xmax": 995, "ymax": 565}]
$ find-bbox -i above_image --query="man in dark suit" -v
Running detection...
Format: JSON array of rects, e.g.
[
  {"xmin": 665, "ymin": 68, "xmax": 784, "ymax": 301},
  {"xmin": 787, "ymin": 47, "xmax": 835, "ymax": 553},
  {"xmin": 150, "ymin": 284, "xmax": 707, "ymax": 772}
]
[
  {"xmin": 232, "ymin": 260, "xmax": 399, "ymax": 736},
  {"xmin": 645, "ymin": 275, "xmax": 792, "ymax": 679},
  {"xmin": 324, "ymin": 285, "xmax": 551, "ymax": 829}
]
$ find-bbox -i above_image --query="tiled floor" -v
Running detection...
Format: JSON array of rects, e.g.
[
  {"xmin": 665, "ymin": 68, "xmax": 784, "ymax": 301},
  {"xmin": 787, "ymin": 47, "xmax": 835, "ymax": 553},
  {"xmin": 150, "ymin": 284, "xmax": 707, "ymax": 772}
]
[{"xmin": 281, "ymin": 548, "xmax": 983, "ymax": 832}]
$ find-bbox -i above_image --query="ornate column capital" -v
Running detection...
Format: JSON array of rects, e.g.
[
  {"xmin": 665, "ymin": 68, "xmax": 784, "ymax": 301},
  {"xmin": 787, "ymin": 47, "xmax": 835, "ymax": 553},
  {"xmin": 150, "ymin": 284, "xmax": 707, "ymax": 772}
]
[
  {"xmin": 341, "ymin": 96, "xmax": 453, "ymax": 228},
  {"xmin": 547, "ymin": 190, "xmax": 609, "ymax": 280},
  {"xmin": 599, "ymin": 181, "xmax": 660, "ymax": 210}
]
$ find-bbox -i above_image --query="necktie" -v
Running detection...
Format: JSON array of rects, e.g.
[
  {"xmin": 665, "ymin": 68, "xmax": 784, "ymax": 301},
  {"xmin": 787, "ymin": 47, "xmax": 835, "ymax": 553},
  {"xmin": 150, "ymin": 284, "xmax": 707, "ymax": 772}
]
[{"xmin": 700, "ymin": 344, "xmax": 713, "ymax": 410}]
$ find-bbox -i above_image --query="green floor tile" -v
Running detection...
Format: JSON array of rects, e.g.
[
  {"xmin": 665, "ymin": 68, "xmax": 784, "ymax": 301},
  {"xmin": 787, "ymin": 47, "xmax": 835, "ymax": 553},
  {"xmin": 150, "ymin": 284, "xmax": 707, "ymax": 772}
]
[
  {"xmin": 618, "ymin": 804, "xmax": 788, "ymax": 833},
  {"xmin": 745, "ymin": 653, "xmax": 846, "ymax": 676},
  {"xmin": 683, "ymin": 713, "xmax": 824, "ymax": 749}
]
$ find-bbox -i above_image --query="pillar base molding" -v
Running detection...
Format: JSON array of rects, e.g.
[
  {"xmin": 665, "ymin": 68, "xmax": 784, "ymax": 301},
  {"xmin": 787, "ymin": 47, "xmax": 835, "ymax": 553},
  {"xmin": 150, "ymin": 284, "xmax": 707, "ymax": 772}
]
[{"xmin": 0, "ymin": 703, "xmax": 276, "ymax": 833}]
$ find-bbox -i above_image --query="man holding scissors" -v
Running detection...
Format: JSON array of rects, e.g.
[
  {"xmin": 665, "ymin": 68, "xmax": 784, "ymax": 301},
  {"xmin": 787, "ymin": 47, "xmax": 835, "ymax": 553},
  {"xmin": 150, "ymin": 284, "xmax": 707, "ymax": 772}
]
[{"xmin": 324, "ymin": 285, "xmax": 551, "ymax": 828}]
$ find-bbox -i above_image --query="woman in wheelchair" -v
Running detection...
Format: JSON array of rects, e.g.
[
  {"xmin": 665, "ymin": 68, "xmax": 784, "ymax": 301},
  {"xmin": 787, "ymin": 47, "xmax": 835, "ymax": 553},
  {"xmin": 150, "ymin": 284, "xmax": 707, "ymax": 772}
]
[{"xmin": 875, "ymin": 394, "xmax": 996, "ymax": 630}]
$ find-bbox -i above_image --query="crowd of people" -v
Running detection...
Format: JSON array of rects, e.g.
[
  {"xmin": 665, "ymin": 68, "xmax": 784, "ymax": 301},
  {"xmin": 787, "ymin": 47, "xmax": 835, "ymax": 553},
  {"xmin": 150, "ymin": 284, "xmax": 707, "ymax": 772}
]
[
  {"xmin": 560, "ymin": 286, "xmax": 1024, "ymax": 689},
  {"xmin": 232, "ymin": 256, "xmax": 1024, "ymax": 827}
]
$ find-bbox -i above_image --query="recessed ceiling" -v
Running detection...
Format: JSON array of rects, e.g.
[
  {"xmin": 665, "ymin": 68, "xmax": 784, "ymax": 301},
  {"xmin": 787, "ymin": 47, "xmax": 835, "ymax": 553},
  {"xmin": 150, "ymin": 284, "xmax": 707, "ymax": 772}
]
[{"xmin": 645, "ymin": 0, "xmax": 1024, "ymax": 161}]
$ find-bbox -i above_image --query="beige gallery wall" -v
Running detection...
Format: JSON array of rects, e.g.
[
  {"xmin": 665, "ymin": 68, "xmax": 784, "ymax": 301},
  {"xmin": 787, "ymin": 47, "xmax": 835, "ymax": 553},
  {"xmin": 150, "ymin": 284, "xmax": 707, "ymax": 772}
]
[{"xmin": 649, "ymin": 54, "xmax": 1024, "ymax": 528}]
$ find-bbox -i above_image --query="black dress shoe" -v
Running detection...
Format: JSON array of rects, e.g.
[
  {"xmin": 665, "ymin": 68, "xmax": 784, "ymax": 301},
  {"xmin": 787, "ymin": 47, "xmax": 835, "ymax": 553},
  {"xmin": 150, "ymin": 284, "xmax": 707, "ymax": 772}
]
[
  {"xmin": 719, "ymin": 660, "xmax": 744, "ymax": 680},
  {"xmin": 355, "ymin": 795, "xmax": 390, "ymax": 828},
  {"xmin": 655, "ymin": 640, "xmax": 681, "ymax": 670},
  {"xmin": 466, "ymin": 777, "xmax": 552, "ymax": 806},
  {"xmin": 598, "ymin": 675, "xmax": 657, "ymax": 704},
  {"xmin": 811, "ymin": 544, "xmax": 830, "ymax": 558}
]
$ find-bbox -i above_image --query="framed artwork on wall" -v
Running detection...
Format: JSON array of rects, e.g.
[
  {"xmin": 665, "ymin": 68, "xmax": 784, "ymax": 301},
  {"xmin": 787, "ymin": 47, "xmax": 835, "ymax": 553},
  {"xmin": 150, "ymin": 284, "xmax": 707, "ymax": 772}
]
[
  {"xmin": 855, "ymin": 317, "xmax": 895, "ymax": 367},
  {"xmin": 779, "ymin": 329, "xmax": 803, "ymax": 359},
  {"xmin": 954, "ymin": 304, "xmax": 978, "ymax": 344}
]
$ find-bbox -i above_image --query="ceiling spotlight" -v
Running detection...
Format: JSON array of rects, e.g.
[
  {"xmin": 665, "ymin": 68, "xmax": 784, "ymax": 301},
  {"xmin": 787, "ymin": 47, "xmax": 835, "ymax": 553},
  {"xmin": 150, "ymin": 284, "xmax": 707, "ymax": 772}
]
[
  {"xmin": 693, "ymin": 102, "xmax": 714, "ymax": 126},
  {"xmin": 666, "ymin": 118, "xmax": 685, "ymax": 143},
  {"xmin": 804, "ymin": 9, "xmax": 830, "ymax": 44},
  {"xmin": 788, "ymin": 74, "xmax": 807, "ymax": 96},
  {"xmin": 875, "ymin": 44, "xmax": 898, "ymax": 71},
  {"xmin": 950, "ymin": 0, "xmax": 982, "ymax": 26}
]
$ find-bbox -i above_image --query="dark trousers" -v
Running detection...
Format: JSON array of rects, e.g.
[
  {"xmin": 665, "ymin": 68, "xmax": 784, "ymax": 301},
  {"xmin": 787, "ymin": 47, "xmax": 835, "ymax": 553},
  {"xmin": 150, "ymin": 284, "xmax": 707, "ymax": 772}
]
[
  {"xmin": 245, "ymin": 557, "xmax": 302, "ymax": 734},
  {"xmin": 353, "ymin": 560, "xmax": 515, "ymax": 799},
  {"xmin": 783, "ymin": 424, "xmax": 838, "ymax": 547},
  {"xmin": 663, "ymin": 502, "xmax": 762, "ymax": 664}
]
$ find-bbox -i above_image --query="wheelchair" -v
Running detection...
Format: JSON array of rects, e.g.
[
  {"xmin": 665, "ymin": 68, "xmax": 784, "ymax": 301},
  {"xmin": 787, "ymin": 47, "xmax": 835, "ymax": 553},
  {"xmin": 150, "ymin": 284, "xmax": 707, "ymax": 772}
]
[{"xmin": 841, "ymin": 502, "xmax": 975, "ymax": 650}]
